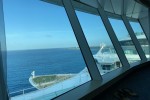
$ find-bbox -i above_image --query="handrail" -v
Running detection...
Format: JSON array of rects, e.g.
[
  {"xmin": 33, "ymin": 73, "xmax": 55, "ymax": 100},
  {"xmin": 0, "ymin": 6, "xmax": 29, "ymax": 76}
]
[{"xmin": 9, "ymin": 87, "xmax": 36, "ymax": 96}]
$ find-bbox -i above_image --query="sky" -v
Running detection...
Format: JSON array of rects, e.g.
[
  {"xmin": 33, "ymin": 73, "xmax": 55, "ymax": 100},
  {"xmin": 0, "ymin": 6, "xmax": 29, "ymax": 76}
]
[
  {"xmin": 3, "ymin": 0, "xmax": 144, "ymax": 51},
  {"xmin": 129, "ymin": 21, "xmax": 144, "ymax": 33},
  {"xmin": 109, "ymin": 18, "xmax": 131, "ymax": 40}
]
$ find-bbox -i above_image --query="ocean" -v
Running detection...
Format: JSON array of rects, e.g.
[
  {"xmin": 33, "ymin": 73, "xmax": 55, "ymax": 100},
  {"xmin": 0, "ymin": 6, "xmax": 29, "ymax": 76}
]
[{"xmin": 7, "ymin": 48, "xmax": 99, "ymax": 96}]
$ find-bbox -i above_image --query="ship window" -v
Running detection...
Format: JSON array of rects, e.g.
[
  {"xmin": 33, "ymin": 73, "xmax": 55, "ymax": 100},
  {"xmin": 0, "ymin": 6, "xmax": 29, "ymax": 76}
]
[
  {"xmin": 75, "ymin": 10, "xmax": 122, "ymax": 75},
  {"xmin": 109, "ymin": 18, "xmax": 141, "ymax": 64},
  {"xmin": 129, "ymin": 21, "xmax": 150, "ymax": 58},
  {"xmin": 3, "ymin": 0, "xmax": 91, "ymax": 99}
]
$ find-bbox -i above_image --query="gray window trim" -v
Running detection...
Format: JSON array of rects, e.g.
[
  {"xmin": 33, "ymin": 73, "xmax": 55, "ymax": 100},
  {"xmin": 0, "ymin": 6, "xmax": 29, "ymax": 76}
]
[
  {"xmin": 97, "ymin": 4, "xmax": 130, "ymax": 70},
  {"xmin": 62, "ymin": 0, "xmax": 102, "ymax": 81},
  {"xmin": 138, "ymin": 19, "xmax": 150, "ymax": 45},
  {"xmin": 122, "ymin": 16, "xmax": 147, "ymax": 62},
  {"xmin": 0, "ymin": 0, "xmax": 9, "ymax": 99}
]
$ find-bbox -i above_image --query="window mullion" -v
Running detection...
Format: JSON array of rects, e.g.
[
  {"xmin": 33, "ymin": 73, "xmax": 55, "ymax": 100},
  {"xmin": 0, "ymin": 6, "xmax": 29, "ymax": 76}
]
[
  {"xmin": 122, "ymin": 16, "xmax": 147, "ymax": 63},
  {"xmin": 0, "ymin": 0, "xmax": 9, "ymax": 99},
  {"xmin": 97, "ymin": 5, "xmax": 130, "ymax": 70},
  {"xmin": 63, "ymin": 0, "xmax": 102, "ymax": 81}
]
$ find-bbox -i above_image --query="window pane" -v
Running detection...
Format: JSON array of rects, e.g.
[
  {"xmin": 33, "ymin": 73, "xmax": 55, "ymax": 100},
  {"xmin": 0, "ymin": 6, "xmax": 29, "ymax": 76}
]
[
  {"xmin": 76, "ymin": 11, "xmax": 122, "ymax": 75},
  {"xmin": 129, "ymin": 21, "xmax": 150, "ymax": 59},
  {"xmin": 4, "ymin": 0, "xmax": 91, "ymax": 99},
  {"xmin": 109, "ymin": 18, "xmax": 141, "ymax": 64}
]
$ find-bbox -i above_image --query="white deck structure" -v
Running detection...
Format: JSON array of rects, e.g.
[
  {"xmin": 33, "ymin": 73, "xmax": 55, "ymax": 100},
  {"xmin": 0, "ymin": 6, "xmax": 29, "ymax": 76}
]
[{"xmin": 11, "ymin": 68, "xmax": 91, "ymax": 100}]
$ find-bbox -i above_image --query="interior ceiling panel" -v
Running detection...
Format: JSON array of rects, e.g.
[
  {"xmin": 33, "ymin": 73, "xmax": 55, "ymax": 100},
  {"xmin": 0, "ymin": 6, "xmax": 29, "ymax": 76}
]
[
  {"xmin": 130, "ymin": 2, "xmax": 148, "ymax": 18},
  {"xmin": 98, "ymin": 0, "xmax": 106, "ymax": 8},
  {"xmin": 138, "ymin": 11, "xmax": 148, "ymax": 18},
  {"xmin": 104, "ymin": 0, "xmax": 114, "ymax": 13},
  {"xmin": 72, "ymin": 1, "xmax": 98, "ymax": 15},
  {"xmin": 111, "ymin": 0, "xmax": 123, "ymax": 15},
  {"xmin": 136, "ymin": 0, "xmax": 150, "ymax": 7},
  {"xmin": 124, "ymin": 0, "xmax": 136, "ymax": 15},
  {"xmin": 78, "ymin": 0, "xmax": 98, "ymax": 8},
  {"xmin": 133, "ymin": 2, "xmax": 147, "ymax": 13},
  {"xmin": 126, "ymin": 14, "xmax": 132, "ymax": 18},
  {"xmin": 131, "ymin": 11, "xmax": 140, "ymax": 18},
  {"xmin": 131, "ymin": 10, "xmax": 148, "ymax": 18},
  {"xmin": 44, "ymin": 0, "xmax": 148, "ymax": 19},
  {"xmin": 76, "ymin": 0, "xmax": 148, "ymax": 19}
]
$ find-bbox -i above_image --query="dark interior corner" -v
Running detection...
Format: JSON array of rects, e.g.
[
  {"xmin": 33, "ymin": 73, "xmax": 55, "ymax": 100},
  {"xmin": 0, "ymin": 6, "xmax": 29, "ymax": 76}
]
[{"xmin": 92, "ymin": 61, "xmax": 150, "ymax": 100}]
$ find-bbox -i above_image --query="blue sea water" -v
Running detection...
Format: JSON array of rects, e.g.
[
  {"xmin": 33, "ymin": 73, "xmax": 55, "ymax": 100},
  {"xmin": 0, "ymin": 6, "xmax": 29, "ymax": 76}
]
[{"xmin": 7, "ymin": 48, "xmax": 99, "ymax": 95}]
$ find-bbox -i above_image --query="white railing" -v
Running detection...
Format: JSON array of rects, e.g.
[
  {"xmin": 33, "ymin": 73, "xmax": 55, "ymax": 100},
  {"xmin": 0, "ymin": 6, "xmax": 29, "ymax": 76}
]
[
  {"xmin": 9, "ymin": 87, "xmax": 36, "ymax": 96},
  {"xmin": 10, "ymin": 72, "xmax": 91, "ymax": 100}
]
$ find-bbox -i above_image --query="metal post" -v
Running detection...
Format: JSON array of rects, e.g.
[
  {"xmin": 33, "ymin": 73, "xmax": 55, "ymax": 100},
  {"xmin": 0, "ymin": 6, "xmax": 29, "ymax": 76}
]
[
  {"xmin": 0, "ymin": 47, "xmax": 8, "ymax": 100},
  {"xmin": 63, "ymin": 0, "xmax": 102, "ymax": 81},
  {"xmin": 148, "ymin": 7, "xmax": 150, "ymax": 60},
  {"xmin": 0, "ymin": 0, "xmax": 9, "ymax": 99},
  {"xmin": 122, "ymin": 16, "xmax": 147, "ymax": 63},
  {"xmin": 97, "ymin": 5, "xmax": 130, "ymax": 70}
]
